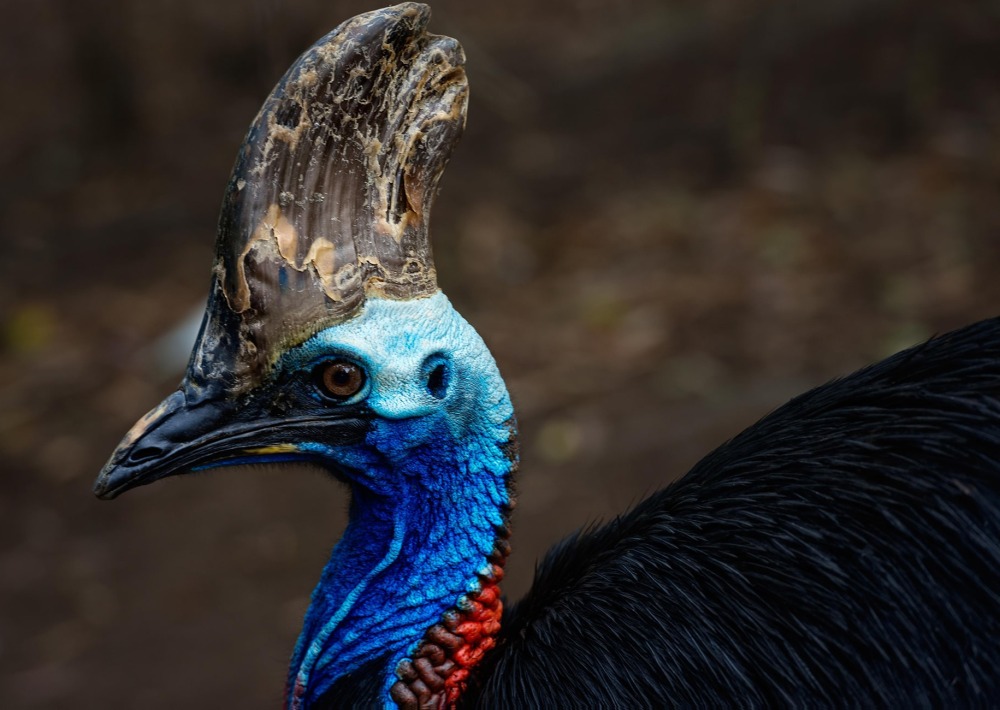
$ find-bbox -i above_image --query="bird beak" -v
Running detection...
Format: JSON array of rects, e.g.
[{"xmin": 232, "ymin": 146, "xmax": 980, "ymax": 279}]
[{"xmin": 93, "ymin": 383, "xmax": 368, "ymax": 500}]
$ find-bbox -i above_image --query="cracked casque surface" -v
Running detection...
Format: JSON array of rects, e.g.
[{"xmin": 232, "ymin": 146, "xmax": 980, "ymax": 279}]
[{"xmin": 189, "ymin": 3, "xmax": 467, "ymax": 396}]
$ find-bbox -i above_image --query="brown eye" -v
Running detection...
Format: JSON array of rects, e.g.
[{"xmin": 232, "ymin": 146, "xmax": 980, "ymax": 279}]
[{"xmin": 318, "ymin": 360, "xmax": 366, "ymax": 399}]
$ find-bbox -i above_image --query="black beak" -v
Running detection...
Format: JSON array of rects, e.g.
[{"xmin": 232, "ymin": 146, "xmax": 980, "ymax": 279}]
[{"xmin": 93, "ymin": 384, "xmax": 369, "ymax": 500}]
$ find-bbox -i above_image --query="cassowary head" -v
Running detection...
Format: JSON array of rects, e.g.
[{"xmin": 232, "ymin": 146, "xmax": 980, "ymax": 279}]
[{"xmin": 94, "ymin": 4, "xmax": 516, "ymax": 707}]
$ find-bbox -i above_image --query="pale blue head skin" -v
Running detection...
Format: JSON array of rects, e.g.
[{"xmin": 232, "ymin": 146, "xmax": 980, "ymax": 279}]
[{"xmin": 272, "ymin": 292, "xmax": 516, "ymax": 708}]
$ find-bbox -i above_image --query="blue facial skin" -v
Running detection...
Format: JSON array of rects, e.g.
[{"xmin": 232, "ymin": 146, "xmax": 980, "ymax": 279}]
[{"xmin": 271, "ymin": 292, "xmax": 516, "ymax": 709}]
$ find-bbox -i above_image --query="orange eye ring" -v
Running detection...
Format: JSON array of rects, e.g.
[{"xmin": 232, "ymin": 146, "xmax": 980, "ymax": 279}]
[{"xmin": 318, "ymin": 360, "xmax": 366, "ymax": 400}]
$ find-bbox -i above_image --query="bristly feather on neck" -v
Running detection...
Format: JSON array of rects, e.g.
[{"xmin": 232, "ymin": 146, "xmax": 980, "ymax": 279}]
[
  {"xmin": 276, "ymin": 295, "xmax": 517, "ymax": 709},
  {"xmin": 390, "ymin": 483, "xmax": 514, "ymax": 709}
]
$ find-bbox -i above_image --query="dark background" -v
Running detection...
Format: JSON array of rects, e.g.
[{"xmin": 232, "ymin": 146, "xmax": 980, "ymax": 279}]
[{"xmin": 3, "ymin": 0, "xmax": 1000, "ymax": 707}]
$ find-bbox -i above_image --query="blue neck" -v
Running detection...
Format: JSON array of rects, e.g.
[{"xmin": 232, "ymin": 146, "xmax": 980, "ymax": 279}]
[
  {"xmin": 289, "ymin": 416, "xmax": 514, "ymax": 708},
  {"xmin": 270, "ymin": 293, "xmax": 518, "ymax": 708}
]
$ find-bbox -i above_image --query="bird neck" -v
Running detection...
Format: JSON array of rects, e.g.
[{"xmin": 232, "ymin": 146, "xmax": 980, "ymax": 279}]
[{"xmin": 288, "ymin": 416, "xmax": 517, "ymax": 709}]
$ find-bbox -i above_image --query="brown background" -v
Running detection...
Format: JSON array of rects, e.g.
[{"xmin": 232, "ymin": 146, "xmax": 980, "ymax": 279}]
[{"xmin": 2, "ymin": 0, "xmax": 1000, "ymax": 707}]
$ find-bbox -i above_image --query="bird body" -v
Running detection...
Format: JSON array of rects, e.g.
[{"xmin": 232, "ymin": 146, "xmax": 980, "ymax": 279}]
[
  {"xmin": 475, "ymin": 316, "xmax": 1000, "ymax": 708},
  {"xmin": 94, "ymin": 4, "xmax": 1000, "ymax": 709}
]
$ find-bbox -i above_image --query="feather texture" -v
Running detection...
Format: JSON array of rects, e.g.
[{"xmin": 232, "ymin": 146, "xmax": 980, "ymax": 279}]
[{"xmin": 470, "ymin": 317, "xmax": 1000, "ymax": 708}]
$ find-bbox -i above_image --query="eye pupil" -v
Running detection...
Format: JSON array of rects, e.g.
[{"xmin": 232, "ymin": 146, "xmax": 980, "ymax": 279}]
[{"xmin": 319, "ymin": 360, "xmax": 365, "ymax": 399}]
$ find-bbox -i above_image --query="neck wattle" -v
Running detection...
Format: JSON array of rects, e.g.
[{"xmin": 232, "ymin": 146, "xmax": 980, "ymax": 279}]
[
  {"xmin": 288, "ymin": 421, "xmax": 517, "ymax": 710},
  {"xmin": 389, "ymin": 523, "xmax": 510, "ymax": 710}
]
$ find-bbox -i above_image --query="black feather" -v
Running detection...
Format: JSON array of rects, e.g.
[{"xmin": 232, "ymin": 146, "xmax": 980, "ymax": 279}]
[
  {"xmin": 468, "ymin": 317, "xmax": 1000, "ymax": 708},
  {"xmin": 313, "ymin": 655, "xmax": 386, "ymax": 709}
]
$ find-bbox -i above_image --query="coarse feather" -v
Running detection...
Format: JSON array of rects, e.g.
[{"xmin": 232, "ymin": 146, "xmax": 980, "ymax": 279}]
[{"xmin": 470, "ymin": 317, "xmax": 1000, "ymax": 708}]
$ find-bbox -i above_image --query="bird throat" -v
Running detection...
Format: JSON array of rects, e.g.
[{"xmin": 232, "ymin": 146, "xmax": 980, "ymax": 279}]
[{"xmin": 287, "ymin": 430, "xmax": 517, "ymax": 709}]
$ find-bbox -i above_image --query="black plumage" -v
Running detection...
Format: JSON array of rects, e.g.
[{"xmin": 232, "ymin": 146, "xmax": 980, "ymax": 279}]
[
  {"xmin": 315, "ymin": 657, "xmax": 386, "ymax": 709},
  {"xmin": 469, "ymin": 317, "xmax": 1000, "ymax": 708}
]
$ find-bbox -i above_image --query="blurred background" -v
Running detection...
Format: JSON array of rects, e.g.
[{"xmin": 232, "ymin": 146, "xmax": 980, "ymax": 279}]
[{"xmin": 2, "ymin": 0, "xmax": 1000, "ymax": 707}]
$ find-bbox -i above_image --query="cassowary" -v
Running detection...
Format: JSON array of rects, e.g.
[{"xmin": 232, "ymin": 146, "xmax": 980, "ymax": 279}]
[{"xmin": 94, "ymin": 4, "xmax": 1000, "ymax": 708}]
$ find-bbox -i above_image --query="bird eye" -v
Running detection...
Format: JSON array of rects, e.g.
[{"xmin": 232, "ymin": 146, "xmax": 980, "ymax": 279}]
[{"xmin": 316, "ymin": 360, "xmax": 366, "ymax": 400}]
